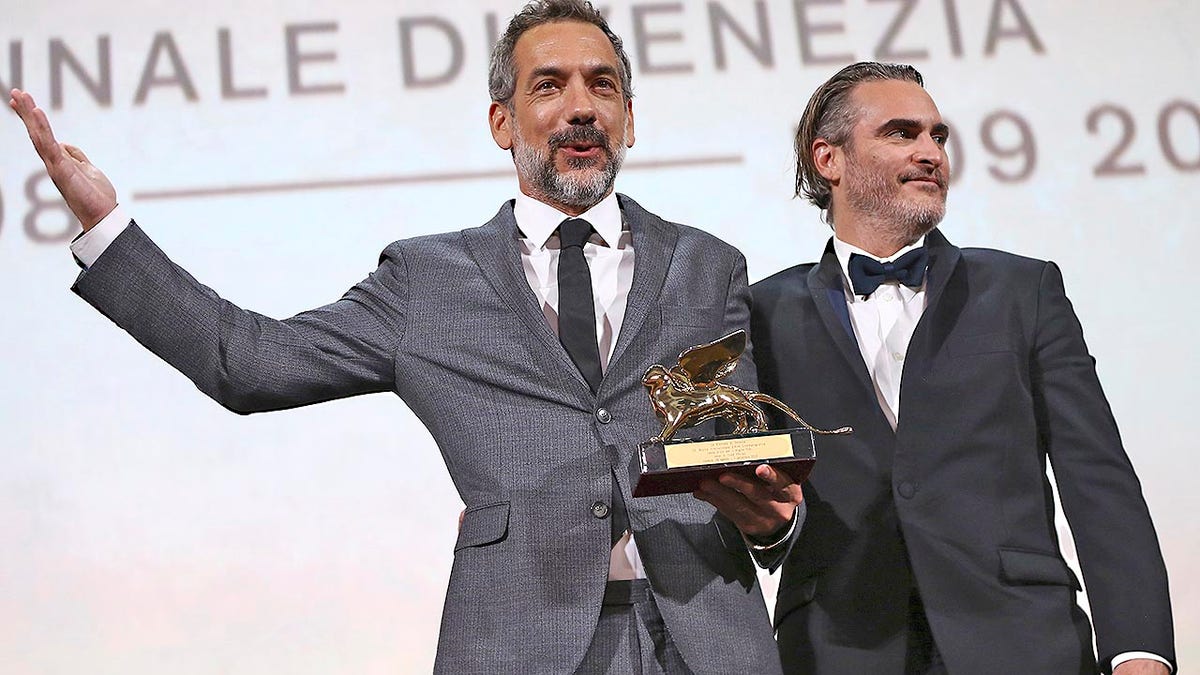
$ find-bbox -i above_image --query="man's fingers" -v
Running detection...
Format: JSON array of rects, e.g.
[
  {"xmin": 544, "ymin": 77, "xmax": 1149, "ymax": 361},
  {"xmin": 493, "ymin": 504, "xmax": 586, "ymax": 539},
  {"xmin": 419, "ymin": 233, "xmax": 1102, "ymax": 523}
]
[
  {"xmin": 11, "ymin": 90, "xmax": 65, "ymax": 165},
  {"xmin": 754, "ymin": 464, "xmax": 794, "ymax": 490},
  {"xmin": 695, "ymin": 478, "xmax": 786, "ymax": 537},
  {"xmin": 10, "ymin": 88, "xmax": 36, "ymax": 115},
  {"xmin": 30, "ymin": 109, "xmax": 64, "ymax": 162},
  {"xmin": 698, "ymin": 477, "xmax": 783, "ymax": 518},
  {"xmin": 64, "ymin": 144, "xmax": 91, "ymax": 165},
  {"xmin": 754, "ymin": 464, "xmax": 804, "ymax": 502},
  {"xmin": 718, "ymin": 465, "xmax": 795, "ymax": 502},
  {"xmin": 715, "ymin": 471, "xmax": 760, "ymax": 495},
  {"xmin": 695, "ymin": 480, "xmax": 756, "ymax": 518}
]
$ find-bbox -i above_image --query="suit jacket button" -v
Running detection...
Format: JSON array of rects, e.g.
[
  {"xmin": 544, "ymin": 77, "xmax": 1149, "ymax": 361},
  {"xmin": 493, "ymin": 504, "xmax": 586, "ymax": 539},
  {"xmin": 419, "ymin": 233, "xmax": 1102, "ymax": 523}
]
[
  {"xmin": 591, "ymin": 501, "xmax": 610, "ymax": 519},
  {"xmin": 898, "ymin": 482, "xmax": 917, "ymax": 499},
  {"xmin": 596, "ymin": 408, "xmax": 613, "ymax": 424}
]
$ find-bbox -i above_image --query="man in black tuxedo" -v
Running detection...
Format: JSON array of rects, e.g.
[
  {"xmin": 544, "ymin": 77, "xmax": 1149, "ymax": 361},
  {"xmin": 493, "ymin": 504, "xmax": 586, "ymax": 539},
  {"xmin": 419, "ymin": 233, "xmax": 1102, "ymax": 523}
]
[{"xmin": 751, "ymin": 62, "xmax": 1174, "ymax": 674}]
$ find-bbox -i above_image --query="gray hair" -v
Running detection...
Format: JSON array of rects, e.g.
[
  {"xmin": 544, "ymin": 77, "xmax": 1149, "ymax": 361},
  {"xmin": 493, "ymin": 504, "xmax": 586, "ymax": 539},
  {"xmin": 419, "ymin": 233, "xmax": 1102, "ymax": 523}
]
[
  {"xmin": 488, "ymin": 0, "xmax": 634, "ymax": 107},
  {"xmin": 795, "ymin": 62, "xmax": 924, "ymax": 215}
]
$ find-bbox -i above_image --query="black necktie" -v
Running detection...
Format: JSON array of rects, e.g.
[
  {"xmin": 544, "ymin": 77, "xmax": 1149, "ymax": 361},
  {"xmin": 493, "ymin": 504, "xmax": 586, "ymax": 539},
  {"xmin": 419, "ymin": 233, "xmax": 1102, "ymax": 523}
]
[
  {"xmin": 558, "ymin": 219, "xmax": 628, "ymax": 545},
  {"xmin": 847, "ymin": 247, "xmax": 929, "ymax": 297},
  {"xmin": 557, "ymin": 218, "xmax": 603, "ymax": 393}
]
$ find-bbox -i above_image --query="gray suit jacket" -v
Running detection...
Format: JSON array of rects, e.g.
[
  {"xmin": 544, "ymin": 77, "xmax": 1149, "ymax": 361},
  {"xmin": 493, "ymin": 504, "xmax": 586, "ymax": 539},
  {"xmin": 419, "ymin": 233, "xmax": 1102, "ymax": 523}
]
[{"xmin": 72, "ymin": 194, "xmax": 790, "ymax": 674}]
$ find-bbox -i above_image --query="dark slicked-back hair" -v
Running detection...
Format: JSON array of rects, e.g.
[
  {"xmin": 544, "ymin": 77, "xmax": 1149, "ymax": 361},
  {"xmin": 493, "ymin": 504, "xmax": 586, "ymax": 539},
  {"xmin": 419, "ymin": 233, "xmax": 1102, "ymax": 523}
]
[
  {"xmin": 489, "ymin": 0, "xmax": 634, "ymax": 107},
  {"xmin": 795, "ymin": 62, "xmax": 924, "ymax": 215}
]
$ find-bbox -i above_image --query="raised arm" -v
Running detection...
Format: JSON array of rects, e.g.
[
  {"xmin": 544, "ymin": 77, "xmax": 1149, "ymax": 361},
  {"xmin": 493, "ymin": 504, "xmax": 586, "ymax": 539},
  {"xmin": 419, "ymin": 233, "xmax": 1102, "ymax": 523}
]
[{"xmin": 11, "ymin": 88, "xmax": 407, "ymax": 415}]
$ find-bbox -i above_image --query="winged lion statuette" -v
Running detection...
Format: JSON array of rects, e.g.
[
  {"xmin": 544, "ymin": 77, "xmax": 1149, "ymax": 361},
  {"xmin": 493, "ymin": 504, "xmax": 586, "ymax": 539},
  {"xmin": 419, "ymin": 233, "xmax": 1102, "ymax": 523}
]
[{"xmin": 642, "ymin": 330, "xmax": 851, "ymax": 444}]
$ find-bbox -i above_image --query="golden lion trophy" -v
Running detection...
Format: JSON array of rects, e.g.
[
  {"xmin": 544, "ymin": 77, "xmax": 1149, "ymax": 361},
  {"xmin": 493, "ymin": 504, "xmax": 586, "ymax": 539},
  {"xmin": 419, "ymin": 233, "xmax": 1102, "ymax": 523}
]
[{"xmin": 633, "ymin": 330, "xmax": 851, "ymax": 497}]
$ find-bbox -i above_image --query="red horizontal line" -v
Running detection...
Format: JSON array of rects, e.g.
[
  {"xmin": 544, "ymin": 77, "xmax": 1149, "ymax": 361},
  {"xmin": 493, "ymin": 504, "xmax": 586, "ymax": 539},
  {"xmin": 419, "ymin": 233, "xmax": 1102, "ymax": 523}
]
[{"xmin": 131, "ymin": 154, "xmax": 744, "ymax": 201}]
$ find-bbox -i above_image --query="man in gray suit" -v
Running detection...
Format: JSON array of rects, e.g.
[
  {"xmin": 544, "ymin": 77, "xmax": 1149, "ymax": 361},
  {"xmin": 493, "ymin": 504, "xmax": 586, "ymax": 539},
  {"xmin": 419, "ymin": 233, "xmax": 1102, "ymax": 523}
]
[{"xmin": 11, "ymin": 1, "xmax": 801, "ymax": 672}]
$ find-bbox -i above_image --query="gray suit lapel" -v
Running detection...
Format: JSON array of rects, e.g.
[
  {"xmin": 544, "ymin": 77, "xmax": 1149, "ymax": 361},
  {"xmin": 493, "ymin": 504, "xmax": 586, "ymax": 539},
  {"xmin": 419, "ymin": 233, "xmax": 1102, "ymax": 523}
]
[
  {"xmin": 606, "ymin": 195, "xmax": 678, "ymax": 378},
  {"xmin": 461, "ymin": 201, "xmax": 594, "ymax": 400}
]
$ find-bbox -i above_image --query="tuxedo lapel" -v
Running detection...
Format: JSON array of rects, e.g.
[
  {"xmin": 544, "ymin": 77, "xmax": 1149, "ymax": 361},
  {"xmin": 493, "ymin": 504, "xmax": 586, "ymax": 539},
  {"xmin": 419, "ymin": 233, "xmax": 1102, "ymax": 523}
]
[
  {"xmin": 897, "ymin": 228, "xmax": 965, "ymax": 423},
  {"xmin": 462, "ymin": 201, "xmax": 595, "ymax": 401},
  {"xmin": 606, "ymin": 195, "xmax": 678, "ymax": 379},
  {"xmin": 808, "ymin": 240, "xmax": 875, "ymax": 396},
  {"xmin": 916, "ymin": 228, "xmax": 962, "ymax": 318}
]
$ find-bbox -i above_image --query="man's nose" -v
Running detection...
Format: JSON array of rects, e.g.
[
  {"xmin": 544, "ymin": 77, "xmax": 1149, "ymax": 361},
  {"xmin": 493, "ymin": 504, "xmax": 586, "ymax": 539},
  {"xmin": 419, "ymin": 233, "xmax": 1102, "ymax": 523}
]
[
  {"xmin": 564, "ymin": 80, "xmax": 597, "ymax": 126},
  {"xmin": 913, "ymin": 133, "xmax": 945, "ymax": 168}
]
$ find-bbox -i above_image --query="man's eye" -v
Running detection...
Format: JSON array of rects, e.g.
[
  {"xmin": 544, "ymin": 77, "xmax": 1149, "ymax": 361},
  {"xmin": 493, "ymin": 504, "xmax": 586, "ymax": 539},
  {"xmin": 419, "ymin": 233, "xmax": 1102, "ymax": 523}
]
[
  {"xmin": 535, "ymin": 81, "xmax": 558, "ymax": 91},
  {"xmin": 594, "ymin": 78, "xmax": 615, "ymax": 89},
  {"xmin": 933, "ymin": 134, "xmax": 949, "ymax": 145},
  {"xmin": 888, "ymin": 129, "xmax": 912, "ymax": 139}
]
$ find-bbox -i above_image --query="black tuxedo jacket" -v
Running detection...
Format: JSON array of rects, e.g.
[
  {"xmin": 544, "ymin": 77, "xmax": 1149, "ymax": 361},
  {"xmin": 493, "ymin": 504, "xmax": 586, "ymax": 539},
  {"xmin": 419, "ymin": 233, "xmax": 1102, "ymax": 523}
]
[{"xmin": 751, "ymin": 230, "xmax": 1174, "ymax": 674}]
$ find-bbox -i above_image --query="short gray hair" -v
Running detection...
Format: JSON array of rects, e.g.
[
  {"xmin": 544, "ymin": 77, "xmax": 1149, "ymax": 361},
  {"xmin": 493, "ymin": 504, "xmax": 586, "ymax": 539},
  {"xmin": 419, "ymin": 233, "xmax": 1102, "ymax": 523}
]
[
  {"xmin": 488, "ymin": 0, "xmax": 634, "ymax": 107},
  {"xmin": 795, "ymin": 62, "xmax": 924, "ymax": 214}
]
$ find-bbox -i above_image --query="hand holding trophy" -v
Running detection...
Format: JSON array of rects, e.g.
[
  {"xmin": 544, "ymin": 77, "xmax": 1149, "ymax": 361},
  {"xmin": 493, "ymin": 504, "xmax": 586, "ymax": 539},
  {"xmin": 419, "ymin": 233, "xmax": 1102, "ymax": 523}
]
[{"xmin": 633, "ymin": 330, "xmax": 851, "ymax": 497}]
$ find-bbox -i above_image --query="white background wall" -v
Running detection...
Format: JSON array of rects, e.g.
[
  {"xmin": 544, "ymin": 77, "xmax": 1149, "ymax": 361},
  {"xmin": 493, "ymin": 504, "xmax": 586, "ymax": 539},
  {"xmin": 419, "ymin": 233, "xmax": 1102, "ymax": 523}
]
[{"xmin": 2, "ymin": 1, "xmax": 1195, "ymax": 672}]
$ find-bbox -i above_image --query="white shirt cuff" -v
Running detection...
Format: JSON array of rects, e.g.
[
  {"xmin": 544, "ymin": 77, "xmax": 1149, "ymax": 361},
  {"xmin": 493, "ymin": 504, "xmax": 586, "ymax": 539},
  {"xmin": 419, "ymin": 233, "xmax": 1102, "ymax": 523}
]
[
  {"xmin": 70, "ymin": 205, "xmax": 129, "ymax": 268},
  {"xmin": 741, "ymin": 508, "xmax": 798, "ymax": 554},
  {"xmin": 1111, "ymin": 651, "xmax": 1172, "ymax": 672}
]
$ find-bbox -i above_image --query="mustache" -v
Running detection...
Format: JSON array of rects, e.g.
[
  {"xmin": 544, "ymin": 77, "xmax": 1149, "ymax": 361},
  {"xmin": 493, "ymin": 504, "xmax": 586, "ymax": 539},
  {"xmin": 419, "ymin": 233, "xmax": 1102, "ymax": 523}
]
[
  {"xmin": 548, "ymin": 125, "xmax": 610, "ymax": 150},
  {"xmin": 900, "ymin": 170, "xmax": 947, "ymax": 189}
]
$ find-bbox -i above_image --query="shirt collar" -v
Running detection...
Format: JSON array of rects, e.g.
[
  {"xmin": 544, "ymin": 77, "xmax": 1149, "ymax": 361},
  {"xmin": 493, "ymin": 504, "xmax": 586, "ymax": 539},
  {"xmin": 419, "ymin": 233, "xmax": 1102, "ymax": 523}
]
[
  {"xmin": 514, "ymin": 191, "xmax": 622, "ymax": 249},
  {"xmin": 832, "ymin": 234, "xmax": 927, "ymax": 300}
]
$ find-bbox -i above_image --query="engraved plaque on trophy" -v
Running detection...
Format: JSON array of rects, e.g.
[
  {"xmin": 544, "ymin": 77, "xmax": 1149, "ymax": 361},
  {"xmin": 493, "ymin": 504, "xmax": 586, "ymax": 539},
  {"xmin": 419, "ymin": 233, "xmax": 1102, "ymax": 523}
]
[{"xmin": 632, "ymin": 330, "xmax": 851, "ymax": 497}]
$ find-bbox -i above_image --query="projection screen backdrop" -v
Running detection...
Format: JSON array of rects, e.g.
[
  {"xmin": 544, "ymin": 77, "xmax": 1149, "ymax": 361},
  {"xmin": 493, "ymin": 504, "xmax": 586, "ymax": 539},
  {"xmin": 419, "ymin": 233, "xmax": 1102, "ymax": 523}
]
[{"xmin": 2, "ymin": 1, "xmax": 1196, "ymax": 672}]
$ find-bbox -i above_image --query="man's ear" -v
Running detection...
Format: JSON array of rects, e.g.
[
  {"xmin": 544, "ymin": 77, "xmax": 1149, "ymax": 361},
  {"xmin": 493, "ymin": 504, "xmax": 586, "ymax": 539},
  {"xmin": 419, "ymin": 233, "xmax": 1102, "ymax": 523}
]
[
  {"xmin": 624, "ymin": 99, "xmax": 636, "ymax": 148},
  {"xmin": 813, "ymin": 138, "xmax": 841, "ymax": 184},
  {"xmin": 489, "ymin": 101, "xmax": 513, "ymax": 150}
]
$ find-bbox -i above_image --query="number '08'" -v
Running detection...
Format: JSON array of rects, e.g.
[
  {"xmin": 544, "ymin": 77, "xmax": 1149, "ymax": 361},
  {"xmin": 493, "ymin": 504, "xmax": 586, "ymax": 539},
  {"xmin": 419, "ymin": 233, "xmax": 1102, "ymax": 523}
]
[{"xmin": 0, "ymin": 172, "xmax": 80, "ymax": 244}]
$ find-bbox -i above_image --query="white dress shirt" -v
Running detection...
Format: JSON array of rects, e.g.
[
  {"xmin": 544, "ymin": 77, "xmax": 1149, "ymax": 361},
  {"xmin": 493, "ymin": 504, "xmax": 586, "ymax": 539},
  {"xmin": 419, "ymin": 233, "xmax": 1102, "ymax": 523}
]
[
  {"xmin": 71, "ymin": 204, "xmax": 127, "ymax": 267},
  {"xmin": 832, "ymin": 236, "xmax": 927, "ymax": 430},
  {"xmin": 830, "ymin": 234, "xmax": 1170, "ymax": 673},
  {"xmin": 512, "ymin": 192, "xmax": 644, "ymax": 580},
  {"xmin": 512, "ymin": 192, "xmax": 634, "ymax": 375}
]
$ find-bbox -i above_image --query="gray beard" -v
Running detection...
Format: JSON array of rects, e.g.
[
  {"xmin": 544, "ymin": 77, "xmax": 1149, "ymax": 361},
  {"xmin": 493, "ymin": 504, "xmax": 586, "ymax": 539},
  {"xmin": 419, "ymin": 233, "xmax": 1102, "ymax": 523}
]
[
  {"xmin": 844, "ymin": 159, "xmax": 946, "ymax": 247},
  {"xmin": 512, "ymin": 126, "xmax": 626, "ymax": 210}
]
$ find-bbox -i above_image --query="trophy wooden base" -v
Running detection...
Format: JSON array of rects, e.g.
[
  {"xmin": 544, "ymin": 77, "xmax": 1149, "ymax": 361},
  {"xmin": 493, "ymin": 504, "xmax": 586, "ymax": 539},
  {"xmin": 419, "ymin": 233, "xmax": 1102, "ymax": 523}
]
[{"xmin": 632, "ymin": 429, "xmax": 816, "ymax": 498}]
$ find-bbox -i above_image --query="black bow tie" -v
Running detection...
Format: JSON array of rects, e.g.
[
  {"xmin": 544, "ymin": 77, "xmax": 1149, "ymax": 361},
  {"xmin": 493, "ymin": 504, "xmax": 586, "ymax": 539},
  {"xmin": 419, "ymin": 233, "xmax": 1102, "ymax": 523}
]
[{"xmin": 847, "ymin": 247, "xmax": 929, "ymax": 297}]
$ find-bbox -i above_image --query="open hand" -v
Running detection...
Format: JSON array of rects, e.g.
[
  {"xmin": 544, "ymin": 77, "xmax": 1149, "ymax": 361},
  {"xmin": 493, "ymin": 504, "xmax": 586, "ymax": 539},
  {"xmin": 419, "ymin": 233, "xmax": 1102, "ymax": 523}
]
[
  {"xmin": 694, "ymin": 464, "xmax": 803, "ymax": 538},
  {"xmin": 9, "ymin": 89, "xmax": 117, "ymax": 231}
]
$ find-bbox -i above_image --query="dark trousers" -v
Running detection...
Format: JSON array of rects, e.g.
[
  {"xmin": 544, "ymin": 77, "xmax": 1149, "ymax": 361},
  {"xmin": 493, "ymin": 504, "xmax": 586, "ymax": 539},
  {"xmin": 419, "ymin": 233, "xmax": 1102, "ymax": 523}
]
[{"xmin": 576, "ymin": 579, "xmax": 692, "ymax": 675}]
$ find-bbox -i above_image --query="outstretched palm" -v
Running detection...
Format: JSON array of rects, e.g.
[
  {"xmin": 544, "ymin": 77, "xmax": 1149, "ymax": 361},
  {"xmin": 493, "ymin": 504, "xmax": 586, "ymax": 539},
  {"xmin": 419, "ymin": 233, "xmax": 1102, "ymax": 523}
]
[{"xmin": 9, "ymin": 89, "xmax": 118, "ymax": 231}]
